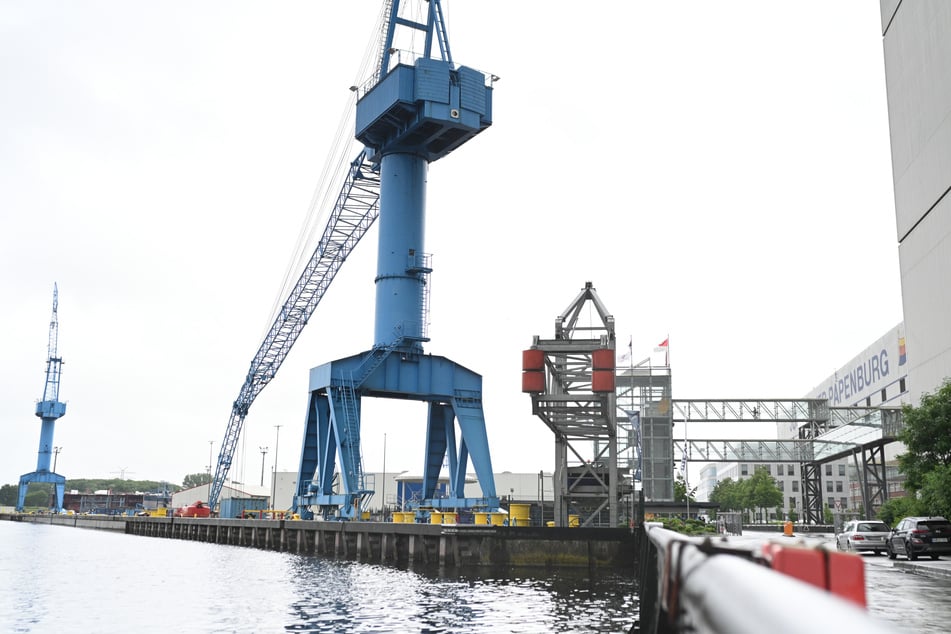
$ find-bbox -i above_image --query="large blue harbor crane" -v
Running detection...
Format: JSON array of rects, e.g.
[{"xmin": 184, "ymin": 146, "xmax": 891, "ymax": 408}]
[
  {"xmin": 17, "ymin": 284, "xmax": 68, "ymax": 512},
  {"xmin": 209, "ymin": 0, "xmax": 499, "ymax": 519}
]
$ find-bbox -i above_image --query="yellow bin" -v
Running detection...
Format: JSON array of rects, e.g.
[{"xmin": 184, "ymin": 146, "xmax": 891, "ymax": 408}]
[
  {"xmin": 361, "ymin": 511, "xmax": 371, "ymax": 521},
  {"xmin": 568, "ymin": 514, "xmax": 580, "ymax": 527},
  {"xmin": 489, "ymin": 512, "xmax": 506, "ymax": 526},
  {"xmin": 430, "ymin": 511, "xmax": 444, "ymax": 524},
  {"xmin": 391, "ymin": 511, "xmax": 407, "ymax": 523},
  {"xmin": 474, "ymin": 512, "xmax": 490, "ymax": 525},
  {"xmin": 509, "ymin": 503, "xmax": 531, "ymax": 527}
]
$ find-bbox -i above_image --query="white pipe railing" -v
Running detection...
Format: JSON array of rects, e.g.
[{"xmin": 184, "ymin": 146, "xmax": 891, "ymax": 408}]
[{"xmin": 637, "ymin": 524, "xmax": 902, "ymax": 634}]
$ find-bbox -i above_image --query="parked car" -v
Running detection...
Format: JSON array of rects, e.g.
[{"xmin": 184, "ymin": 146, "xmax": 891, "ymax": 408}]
[
  {"xmin": 835, "ymin": 519, "xmax": 890, "ymax": 555},
  {"xmin": 174, "ymin": 501, "xmax": 211, "ymax": 518},
  {"xmin": 886, "ymin": 516, "xmax": 951, "ymax": 561}
]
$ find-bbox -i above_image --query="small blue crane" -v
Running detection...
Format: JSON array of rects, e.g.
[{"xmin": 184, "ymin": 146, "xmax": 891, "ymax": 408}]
[
  {"xmin": 208, "ymin": 0, "xmax": 499, "ymax": 519},
  {"xmin": 17, "ymin": 284, "xmax": 68, "ymax": 512}
]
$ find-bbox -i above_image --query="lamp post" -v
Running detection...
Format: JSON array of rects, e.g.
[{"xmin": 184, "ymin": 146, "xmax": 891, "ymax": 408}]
[
  {"xmin": 259, "ymin": 446, "xmax": 269, "ymax": 486},
  {"xmin": 381, "ymin": 433, "xmax": 387, "ymax": 520},
  {"xmin": 271, "ymin": 425, "xmax": 282, "ymax": 509},
  {"xmin": 207, "ymin": 440, "xmax": 214, "ymax": 477},
  {"xmin": 53, "ymin": 446, "xmax": 62, "ymax": 472}
]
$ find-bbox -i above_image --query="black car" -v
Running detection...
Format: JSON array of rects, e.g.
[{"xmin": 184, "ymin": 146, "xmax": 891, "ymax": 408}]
[{"xmin": 886, "ymin": 516, "xmax": 951, "ymax": 561}]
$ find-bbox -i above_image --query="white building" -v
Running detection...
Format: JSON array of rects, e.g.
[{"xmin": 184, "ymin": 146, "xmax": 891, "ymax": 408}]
[{"xmin": 880, "ymin": 2, "xmax": 951, "ymax": 407}]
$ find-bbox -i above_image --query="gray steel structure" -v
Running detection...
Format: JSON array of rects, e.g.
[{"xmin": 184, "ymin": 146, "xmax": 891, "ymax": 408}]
[
  {"xmin": 527, "ymin": 284, "xmax": 905, "ymax": 527},
  {"xmin": 525, "ymin": 282, "xmax": 625, "ymax": 528}
]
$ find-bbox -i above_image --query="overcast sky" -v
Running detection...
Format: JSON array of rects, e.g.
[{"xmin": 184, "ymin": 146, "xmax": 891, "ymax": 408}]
[{"xmin": 0, "ymin": 2, "xmax": 901, "ymax": 492}]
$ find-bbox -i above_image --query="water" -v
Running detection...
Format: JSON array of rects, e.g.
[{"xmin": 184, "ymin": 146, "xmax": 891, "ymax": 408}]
[{"xmin": 0, "ymin": 522, "xmax": 637, "ymax": 633}]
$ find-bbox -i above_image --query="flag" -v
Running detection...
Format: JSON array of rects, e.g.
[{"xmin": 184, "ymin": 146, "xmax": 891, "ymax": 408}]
[
  {"xmin": 618, "ymin": 335, "xmax": 633, "ymax": 364},
  {"xmin": 680, "ymin": 449, "xmax": 687, "ymax": 476},
  {"xmin": 654, "ymin": 336, "xmax": 669, "ymax": 366}
]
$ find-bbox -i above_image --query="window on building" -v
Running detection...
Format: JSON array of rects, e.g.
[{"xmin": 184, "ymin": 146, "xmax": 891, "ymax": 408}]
[
  {"xmin": 900, "ymin": 378, "xmax": 906, "ymax": 393},
  {"xmin": 826, "ymin": 481, "xmax": 833, "ymax": 492},
  {"xmin": 778, "ymin": 481, "xmax": 784, "ymax": 491},
  {"xmin": 838, "ymin": 464, "xmax": 845, "ymax": 477},
  {"xmin": 787, "ymin": 464, "xmax": 794, "ymax": 476},
  {"xmin": 825, "ymin": 464, "xmax": 832, "ymax": 476},
  {"xmin": 836, "ymin": 481, "xmax": 843, "ymax": 493},
  {"xmin": 841, "ymin": 497, "xmax": 848, "ymax": 509},
  {"xmin": 763, "ymin": 464, "xmax": 770, "ymax": 475},
  {"xmin": 789, "ymin": 497, "xmax": 796, "ymax": 508},
  {"xmin": 792, "ymin": 481, "xmax": 799, "ymax": 492},
  {"xmin": 828, "ymin": 497, "xmax": 835, "ymax": 507},
  {"xmin": 741, "ymin": 464, "xmax": 748, "ymax": 476}
]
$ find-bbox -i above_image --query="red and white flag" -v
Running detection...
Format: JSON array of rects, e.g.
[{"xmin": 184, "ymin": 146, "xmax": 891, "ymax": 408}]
[{"xmin": 654, "ymin": 337, "xmax": 669, "ymax": 365}]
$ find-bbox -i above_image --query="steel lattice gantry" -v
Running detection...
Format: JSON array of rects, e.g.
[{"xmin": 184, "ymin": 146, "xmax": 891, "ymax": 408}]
[
  {"xmin": 523, "ymin": 282, "xmax": 629, "ymax": 528},
  {"xmin": 669, "ymin": 401, "xmax": 904, "ymax": 523}
]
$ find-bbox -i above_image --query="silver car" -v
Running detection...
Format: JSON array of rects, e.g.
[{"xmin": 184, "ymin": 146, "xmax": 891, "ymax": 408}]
[{"xmin": 836, "ymin": 519, "xmax": 890, "ymax": 555}]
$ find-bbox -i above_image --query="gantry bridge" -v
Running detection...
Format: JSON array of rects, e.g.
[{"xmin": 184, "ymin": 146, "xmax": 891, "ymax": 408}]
[{"xmin": 670, "ymin": 400, "xmax": 903, "ymax": 521}]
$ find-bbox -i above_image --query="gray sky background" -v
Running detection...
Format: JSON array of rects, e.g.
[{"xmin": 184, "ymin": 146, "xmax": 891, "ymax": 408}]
[{"xmin": 1, "ymin": 2, "xmax": 902, "ymax": 491}]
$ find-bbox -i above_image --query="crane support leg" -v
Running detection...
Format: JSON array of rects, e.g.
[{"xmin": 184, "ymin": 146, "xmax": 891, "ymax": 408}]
[{"xmin": 293, "ymin": 349, "xmax": 500, "ymax": 519}]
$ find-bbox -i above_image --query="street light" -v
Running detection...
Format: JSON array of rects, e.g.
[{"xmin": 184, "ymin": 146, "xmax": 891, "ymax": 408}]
[
  {"xmin": 259, "ymin": 446, "xmax": 269, "ymax": 486},
  {"xmin": 207, "ymin": 440, "xmax": 214, "ymax": 477},
  {"xmin": 272, "ymin": 425, "xmax": 282, "ymax": 509},
  {"xmin": 381, "ymin": 433, "xmax": 387, "ymax": 520},
  {"xmin": 53, "ymin": 446, "xmax": 62, "ymax": 472}
]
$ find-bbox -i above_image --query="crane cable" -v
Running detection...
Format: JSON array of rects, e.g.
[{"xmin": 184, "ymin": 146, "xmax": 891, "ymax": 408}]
[{"xmin": 258, "ymin": 2, "xmax": 392, "ymax": 343}]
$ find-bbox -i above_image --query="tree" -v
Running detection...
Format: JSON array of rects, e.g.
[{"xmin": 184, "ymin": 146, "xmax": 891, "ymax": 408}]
[
  {"xmin": 898, "ymin": 380, "xmax": 951, "ymax": 492},
  {"xmin": 710, "ymin": 478, "xmax": 745, "ymax": 512},
  {"xmin": 747, "ymin": 467, "xmax": 783, "ymax": 522},
  {"xmin": 183, "ymin": 473, "xmax": 211, "ymax": 489},
  {"xmin": 673, "ymin": 473, "xmax": 697, "ymax": 503},
  {"xmin": 0, "ymin": 484, "xmax": 17, "ymax": 506}
]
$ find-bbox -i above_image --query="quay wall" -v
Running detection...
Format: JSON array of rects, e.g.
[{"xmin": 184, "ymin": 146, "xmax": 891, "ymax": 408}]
[{"xmin": 2, "ymin": 514, "xmax": 636, "ymax": 570}]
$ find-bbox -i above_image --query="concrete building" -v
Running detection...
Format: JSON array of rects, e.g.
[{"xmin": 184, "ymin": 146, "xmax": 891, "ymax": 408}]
[
  {"xmin": 695, "ymin": 0, "xmax": 951, "ymax": 516},
  {"xmin": 880, "ymin": 1, "xmax": 951, "ymax": 404}
]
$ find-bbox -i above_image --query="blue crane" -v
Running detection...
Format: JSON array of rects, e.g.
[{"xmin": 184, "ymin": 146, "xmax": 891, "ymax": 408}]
[
  {"xmin": 209, "ymin": 0, "xmax": 499, "ymax": 519},
  {"xmin": 17, "ymin": 284, "xmax": 68, "ymax": 512}
]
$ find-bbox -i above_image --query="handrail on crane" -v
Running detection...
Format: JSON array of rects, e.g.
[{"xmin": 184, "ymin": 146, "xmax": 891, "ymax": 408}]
[{"xmin": 208, "ymin": 153, "xmax": 381, "ymax": 512}]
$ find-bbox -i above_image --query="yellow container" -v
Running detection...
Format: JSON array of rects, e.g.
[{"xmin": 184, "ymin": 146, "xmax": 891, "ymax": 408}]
[
  {"xmin": 568, "ymin": 514, "xmax": 580, "ymax": 527},
  {"xmin": 489, "ymin": 512, "xmax": 506, "ymax": 526},
  {"xmin": 391, "ymin": 511, "xmax": 406, "ymax": 523},
  {"xmin": 546, "ymin": 521, "xmax": 555, "ymax": 527},
  {"xmin": 430, "ymin": 511, "xmax": 444, "ymax": 524},
  {"xmin": 509, "ymin": 503, "xmax": 531, "ymax": 527},
  {"xmin": 361, "ymin": 511, "xmax": 371, "ymax": 521},
  {"xmin": 474, "ymin": 512, "xmax": 490, "ymax": 525}
]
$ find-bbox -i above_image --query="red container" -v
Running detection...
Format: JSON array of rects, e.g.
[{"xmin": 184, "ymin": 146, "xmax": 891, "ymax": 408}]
[
  {"xmin": 592, "ymin": 348, "xmax": 615, "ymax": 370},
  {"xmin": 592, "ymin": 369, "xmax": 615, "ymax": 392},
  {"xmin": 522, "ymin": 349, "xmax": 545, "ymax": 371},
  {"xmin": 522, "ymin": 371, "xmax": 545, "ymax": 393}
]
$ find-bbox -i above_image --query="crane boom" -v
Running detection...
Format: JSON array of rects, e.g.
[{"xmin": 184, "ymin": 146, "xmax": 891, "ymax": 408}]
[
  {"xmin": 208, "ymin": 152, "xmax": 381, "ymax": 511},
  {"xmin": 42, "ymin": 283, "xmax": 63, "ymax": 404}
]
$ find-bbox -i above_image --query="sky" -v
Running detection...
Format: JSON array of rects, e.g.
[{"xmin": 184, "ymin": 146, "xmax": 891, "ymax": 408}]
[{"xmin": 0, "ymin": 2, "xmax": 902, "ymax": 492}]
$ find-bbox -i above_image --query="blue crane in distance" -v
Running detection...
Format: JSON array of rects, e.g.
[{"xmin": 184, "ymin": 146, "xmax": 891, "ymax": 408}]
[
  {"xmin": 17, "ymin": 284, "xmax": 68, "ymax": 512},
  {"xmin": 209, "ymin": 0, "xmax": 499, "ymax": 519}
]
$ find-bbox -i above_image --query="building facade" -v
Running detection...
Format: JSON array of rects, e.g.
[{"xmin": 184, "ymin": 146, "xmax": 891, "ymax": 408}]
[{"xmin": 880, "ymin": 1, "xmax": 951, "ymax": 405}]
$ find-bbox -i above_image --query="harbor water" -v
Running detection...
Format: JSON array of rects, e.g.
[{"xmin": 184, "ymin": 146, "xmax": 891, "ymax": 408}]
[{"xmin": 0, "ymin": 521, "xmax": 638, "ymax": 633}]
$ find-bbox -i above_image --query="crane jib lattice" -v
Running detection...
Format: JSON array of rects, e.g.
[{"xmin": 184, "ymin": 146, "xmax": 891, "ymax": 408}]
[{"xmin": 208, "ymin": 154, "xmax": 381, "ymax": 511}]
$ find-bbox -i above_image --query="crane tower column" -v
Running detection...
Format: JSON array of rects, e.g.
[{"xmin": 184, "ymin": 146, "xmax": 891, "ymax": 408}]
[{"xmin": 374, "ymin": 152, "xmax": 429, "ymax": 351}]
